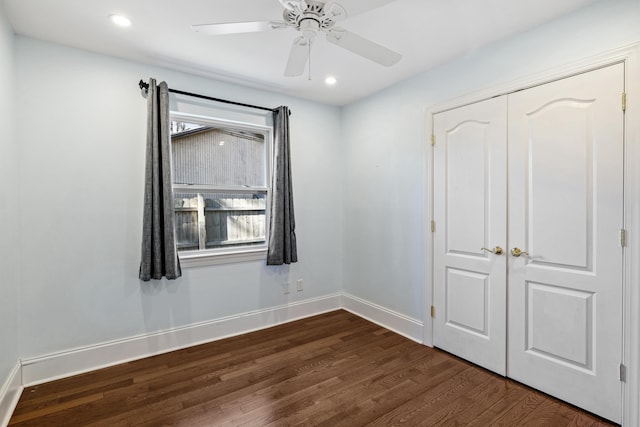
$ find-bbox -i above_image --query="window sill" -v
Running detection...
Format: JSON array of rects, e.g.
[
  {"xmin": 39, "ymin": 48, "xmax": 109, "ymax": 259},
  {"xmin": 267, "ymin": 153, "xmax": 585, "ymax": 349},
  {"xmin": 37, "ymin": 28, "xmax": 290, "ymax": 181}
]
[{"xmin": 179, "ymin": 248, "xmax": 267, "ymax": 268}]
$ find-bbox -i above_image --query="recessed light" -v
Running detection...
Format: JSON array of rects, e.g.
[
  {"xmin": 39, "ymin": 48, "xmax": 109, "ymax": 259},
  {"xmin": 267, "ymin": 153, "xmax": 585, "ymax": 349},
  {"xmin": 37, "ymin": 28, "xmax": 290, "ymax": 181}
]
[
  {"xmin": 109, "ymin": 14, "xmax": 132, "ymax": 28},
  {"xmin": 325, "ymin": 76, "xmax": 337, "ymax": 86}
]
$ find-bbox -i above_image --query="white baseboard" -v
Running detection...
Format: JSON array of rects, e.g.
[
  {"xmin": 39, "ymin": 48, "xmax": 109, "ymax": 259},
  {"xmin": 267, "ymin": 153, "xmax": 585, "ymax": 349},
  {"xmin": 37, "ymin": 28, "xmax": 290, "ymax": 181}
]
[
  {"xmin": 0, "ymin": 362, "xmax": 22, "ymax": 427},
  {"xmin": 20, "ymin": 292, "xmax": 424, "ymax": 388},
  {"xmin": 342, "ymin": 292, "xmax": 424, "ymax": 343},
  {"xmin": 21, "ymin": 293, "xmax": 342, "ymax": 387}
]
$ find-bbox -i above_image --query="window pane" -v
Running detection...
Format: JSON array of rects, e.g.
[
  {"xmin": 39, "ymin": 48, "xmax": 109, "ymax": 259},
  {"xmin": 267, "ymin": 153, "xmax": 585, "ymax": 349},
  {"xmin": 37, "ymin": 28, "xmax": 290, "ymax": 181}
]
[
  {"xmin": 171, "ymin": 122, "xmax": 266, "ymax": 187},
  {"xmin": 174, "ymin": 195, "xmax": 199, "ymax": 251},
  {"xmin": 174, "ymin": 192, "xmax": 266, "ymax": 252}
]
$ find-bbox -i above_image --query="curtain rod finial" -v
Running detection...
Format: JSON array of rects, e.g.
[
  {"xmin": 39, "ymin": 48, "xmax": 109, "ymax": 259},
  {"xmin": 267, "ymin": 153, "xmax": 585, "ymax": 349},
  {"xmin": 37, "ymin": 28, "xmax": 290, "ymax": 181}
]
[{"xmin": 139, "ymin": 79, "xmax": 149, "ymax": 98}]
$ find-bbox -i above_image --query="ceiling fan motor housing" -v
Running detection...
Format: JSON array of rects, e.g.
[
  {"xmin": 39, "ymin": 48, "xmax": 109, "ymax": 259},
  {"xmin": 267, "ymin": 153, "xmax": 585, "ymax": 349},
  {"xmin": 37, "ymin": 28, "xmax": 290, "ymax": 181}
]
[{"xmin": 282, "ymin": 0, "xmax": 345, "ymax": 35}]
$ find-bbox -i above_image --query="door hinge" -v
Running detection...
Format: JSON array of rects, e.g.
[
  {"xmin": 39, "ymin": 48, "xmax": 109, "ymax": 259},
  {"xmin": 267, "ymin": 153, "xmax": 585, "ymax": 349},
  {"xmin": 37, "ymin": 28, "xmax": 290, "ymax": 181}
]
[
  {"xmin": 622, "ymin": 93, "xmax": 627, "ymax": 112},
  {"xmin": 621, "ymin": 229, "xmax": 627, "ymax": 247},
  {"xmin": 431, "ymin": 134, "xmax": 435, "ymax": 146},
  {"xmin": 431, "ymin": 220, "xmax": 436, "ymax": 233},
  {"xmin": 620, "ymin": 363, "xmax": 627, "ymax": 382},
  {"xmin": 431, "ymin": 305, "xmax": 436, "ymax": 318}
]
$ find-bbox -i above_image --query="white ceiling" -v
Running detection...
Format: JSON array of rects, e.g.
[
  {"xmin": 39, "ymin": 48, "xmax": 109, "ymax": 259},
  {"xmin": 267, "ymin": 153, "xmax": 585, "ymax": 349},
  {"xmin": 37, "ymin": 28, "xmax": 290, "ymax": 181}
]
[{"xmin": 3, "ymin": 0, "xmax": 599, "ymax": 105}]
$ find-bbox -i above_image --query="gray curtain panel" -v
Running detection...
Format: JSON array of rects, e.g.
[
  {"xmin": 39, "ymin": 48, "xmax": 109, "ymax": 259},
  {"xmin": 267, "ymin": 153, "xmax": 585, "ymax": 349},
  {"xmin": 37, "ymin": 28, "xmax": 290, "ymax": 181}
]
[
  {"xmin": 267, "ymin": 106, "xmax": 298, "ymax": 265},
  {"xmin": 139, "ymin": 79, "xmax": 182, "ymax": 281}
]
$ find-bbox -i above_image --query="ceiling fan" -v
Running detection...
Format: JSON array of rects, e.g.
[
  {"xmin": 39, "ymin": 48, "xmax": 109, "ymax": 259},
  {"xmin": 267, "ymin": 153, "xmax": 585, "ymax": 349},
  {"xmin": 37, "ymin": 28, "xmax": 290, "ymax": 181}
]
[{"xmin": 192, "ymin": 0, "xmax": 402, "ymax": 77}]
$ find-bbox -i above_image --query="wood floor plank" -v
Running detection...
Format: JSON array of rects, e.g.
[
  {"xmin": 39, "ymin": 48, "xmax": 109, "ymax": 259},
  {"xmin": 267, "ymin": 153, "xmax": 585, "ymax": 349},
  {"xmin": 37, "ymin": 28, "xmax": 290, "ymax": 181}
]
[
  {"xmin": 518, "ymin": 397, "xmax": 578, "ymax": 426},
  {"xmin": 488, "ymin": 390, "xmax": 548, "ymax": 426},
  {"xmin": 376, "ymin": 373, "xmax": 500, "ymax": 426},
  {"xmin": 439, "ymin": 377, "xmax": 523, "ymax": 426},
  {"xmin": 9, "ymin": 310, "xmax": 617, "ymax": 426},
  {"xmin": 266, "ymin": 345, "xmax": 451, "ymax": 426},
  {"xmin": 465, "ymin": 381, "xmax": 532, "ymax": 426},
  {"xmin": 359, "ymin": 366, "xmax": 488, "ymax": 426}
]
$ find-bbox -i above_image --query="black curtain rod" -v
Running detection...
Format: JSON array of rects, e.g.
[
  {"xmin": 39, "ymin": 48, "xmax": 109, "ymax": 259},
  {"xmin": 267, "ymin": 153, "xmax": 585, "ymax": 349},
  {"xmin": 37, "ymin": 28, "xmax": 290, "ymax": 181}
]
[{"xmin": 138, "ymin": 80, "xmax": 277, "ymax": 113}]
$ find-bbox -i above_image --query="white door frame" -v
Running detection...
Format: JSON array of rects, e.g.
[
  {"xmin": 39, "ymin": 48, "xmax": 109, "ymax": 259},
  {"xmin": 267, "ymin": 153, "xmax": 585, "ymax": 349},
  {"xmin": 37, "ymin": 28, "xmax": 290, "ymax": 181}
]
[{"xmin": 424, "ymin": 43, "xmax": 640, "ymax": 427}]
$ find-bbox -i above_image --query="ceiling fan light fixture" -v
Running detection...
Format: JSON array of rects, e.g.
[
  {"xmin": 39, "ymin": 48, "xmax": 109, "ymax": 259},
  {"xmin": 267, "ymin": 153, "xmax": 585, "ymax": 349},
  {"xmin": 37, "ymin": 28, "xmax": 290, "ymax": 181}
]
[{"xmin": 109, "ymin": 14, "xmax": 131, "ymax": 28}]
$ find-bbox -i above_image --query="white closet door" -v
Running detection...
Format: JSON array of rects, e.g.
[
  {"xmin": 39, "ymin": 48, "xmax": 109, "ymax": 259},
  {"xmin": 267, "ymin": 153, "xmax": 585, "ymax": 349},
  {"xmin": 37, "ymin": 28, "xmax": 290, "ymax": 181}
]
[
  {"xmin": 433, "ymin": 96, "xmax": 507, "ymax": 375},
  {"xmin": 507, "ymin": 63, "xmax": 624, "ymax": 423}
]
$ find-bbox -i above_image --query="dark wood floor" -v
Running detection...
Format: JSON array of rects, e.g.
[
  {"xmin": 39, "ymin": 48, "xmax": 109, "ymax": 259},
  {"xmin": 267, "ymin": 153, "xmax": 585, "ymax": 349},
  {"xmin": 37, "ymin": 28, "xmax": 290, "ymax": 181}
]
[{"xmin": 10, "ymin": 310, "xmax": 615, "ymax": 426}]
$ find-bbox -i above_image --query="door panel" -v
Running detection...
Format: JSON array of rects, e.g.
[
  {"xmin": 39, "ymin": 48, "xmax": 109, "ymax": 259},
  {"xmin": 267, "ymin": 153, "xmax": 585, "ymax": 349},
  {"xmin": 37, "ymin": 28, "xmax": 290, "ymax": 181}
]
[
  {"xmin": 527, "ymin": 100, "xmax": 593, "ymax": 269},
  {"xmin": 526, "ymin": 282, "xmax": 594, "ymax": 370},
  {"xmin": 446, "ymin": 123, "xmax": 489, "ymax": 255},
  {"xmin": 433, "ymin": 96, "xmax": 507, "ymax": 375},
  {"xmin": 446, "ymin": 268, "xmax": 489, "ymax": 337},
  {"xmin": 507, "ymin": 63, "xmax": 624, "ymax": 423}
]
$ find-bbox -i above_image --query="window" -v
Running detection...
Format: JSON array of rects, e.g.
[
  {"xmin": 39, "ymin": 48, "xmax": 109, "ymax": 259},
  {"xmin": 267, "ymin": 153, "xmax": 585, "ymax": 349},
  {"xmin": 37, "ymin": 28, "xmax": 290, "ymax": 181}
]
[{"xmin": 170, "ymin": 113, "xmax": 272, "ymax": 265}]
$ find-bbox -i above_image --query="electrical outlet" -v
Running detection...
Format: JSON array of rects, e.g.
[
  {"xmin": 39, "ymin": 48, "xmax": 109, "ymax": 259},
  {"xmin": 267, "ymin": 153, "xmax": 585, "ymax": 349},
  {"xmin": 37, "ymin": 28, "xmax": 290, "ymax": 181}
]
[
  {"xmin": 296, "ymin": 279, "xmax": 303, "ymax": 292},
  {"xmin": 283, "ymin": 282, "xmax": 290, "ymax": 294}
]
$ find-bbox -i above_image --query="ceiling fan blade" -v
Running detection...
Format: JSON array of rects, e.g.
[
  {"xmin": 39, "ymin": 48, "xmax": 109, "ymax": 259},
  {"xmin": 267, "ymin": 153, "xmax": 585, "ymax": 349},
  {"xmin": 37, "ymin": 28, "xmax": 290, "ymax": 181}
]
[
  {"xmin": 330, "ymin": 0, "xmax": 396, "ymax": 18},
  {"xmin": 192, "ymin": 21, "xmax": 285, "ymax": 35},
  {"xmin": 284, "ymin": 36, "xmax": 311, "ymax": 77},
  {"xmin": 279, "ymin": 0, "xmax": 307, "ymax": 12},
  {"xmin": 323, "ymin": 2, "xmax": 348, "ymax": 22},
  {"xmin": 326, "ymin": 28, "xmax": 401, "ymax": 66}
]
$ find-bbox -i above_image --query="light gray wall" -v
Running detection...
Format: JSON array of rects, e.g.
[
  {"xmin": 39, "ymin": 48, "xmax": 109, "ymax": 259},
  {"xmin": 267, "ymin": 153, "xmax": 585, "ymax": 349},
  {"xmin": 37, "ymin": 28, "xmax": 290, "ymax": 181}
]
[
  {"xmin": 15, "ymin": 37, "xmax": 343, "ymax": 359},
  {"xmin": 341, "ymin": 0, "xmax": 640, "ymax": 321},
  {"xmin": 0, "ymin": 1, "xmax": 19, "ymax": 388}
]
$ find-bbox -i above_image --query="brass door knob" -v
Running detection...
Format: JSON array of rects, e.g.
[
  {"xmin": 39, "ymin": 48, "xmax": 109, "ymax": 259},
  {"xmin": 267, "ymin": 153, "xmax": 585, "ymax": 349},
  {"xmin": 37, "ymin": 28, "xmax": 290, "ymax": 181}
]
[
  {"xmin": 510, "ymin": 247, "xmax": 529, "ymax": 257},
  {"xmin": 481, "ymin": 246, "xmax": 503, "ymax": 255}
]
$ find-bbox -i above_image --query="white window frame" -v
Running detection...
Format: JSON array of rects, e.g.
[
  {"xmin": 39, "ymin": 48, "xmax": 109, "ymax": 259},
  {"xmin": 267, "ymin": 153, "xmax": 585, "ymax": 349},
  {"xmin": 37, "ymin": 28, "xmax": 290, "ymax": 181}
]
[{"xmin": 170, "ymin": 111, "xmax": 273, "ymax": 267}]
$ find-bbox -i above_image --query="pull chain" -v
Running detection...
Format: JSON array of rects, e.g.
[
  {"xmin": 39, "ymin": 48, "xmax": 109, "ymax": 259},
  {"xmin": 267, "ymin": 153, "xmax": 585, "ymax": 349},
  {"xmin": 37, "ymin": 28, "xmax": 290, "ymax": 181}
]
[{"xmin": 308, "ymin": 39, "xmax": 312, "ymax": 81}]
